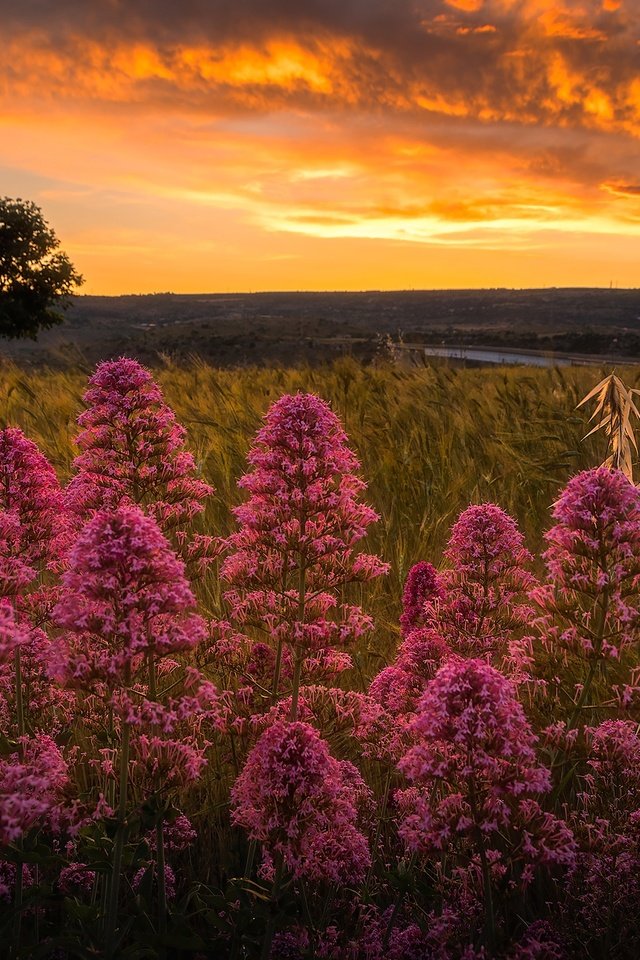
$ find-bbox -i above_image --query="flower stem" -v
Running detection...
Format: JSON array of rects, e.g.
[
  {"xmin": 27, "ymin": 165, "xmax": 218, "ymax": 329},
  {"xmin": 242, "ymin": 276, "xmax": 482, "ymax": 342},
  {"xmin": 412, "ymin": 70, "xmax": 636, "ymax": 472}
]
[
  {"xmin": 105, "ymin": 682, "xmax": 131, "ymax": 956},
  {"xmin": 12, "ymin": 647, "xmax": 25, "ymax": 956},
  {"xmin": 147, "ymin": 652, "xmax": 167, "ymax": 946}
]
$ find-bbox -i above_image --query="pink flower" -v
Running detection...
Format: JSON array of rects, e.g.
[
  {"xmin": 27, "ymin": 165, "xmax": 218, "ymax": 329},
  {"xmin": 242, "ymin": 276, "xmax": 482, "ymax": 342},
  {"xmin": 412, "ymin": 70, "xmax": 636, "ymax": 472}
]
[
  {"xmin": 400, "ymin": 562, "xmax": 445, "ymax": 637},
  {"xmin": 65, "ymin": 358, "xmax": 213, "ymax": 540},
  {"xmin": 398, "ymin": 659, "xmax": 575, "ymax": 879},
  {"xmin": 0, "ymin": 862, "xmax": 33, "ymax": 903},
  {"xmin": 0, "ymin": 426, "xmax": 71, "ymax": 578},
  {"xmin": 0, "ymin": 617, "xmax": 75, "ymax": 737},
  {"xmin": 0, "ymin": 734, "xmax": 69, "ymax": 843},
  {"xmin": 52, "ymin": 505, "xmax": 205, "ymax": 686},
  {"xmin": 532, "ymin": 467, "xmax": 640, "ymax": 664},
  {"xmin": 432, "ymin": 503, "xmax": 535, "ymax": 659},
  {"xmin": 231, "ymin": 720, "xmax": 371, "ymax": 885},
  {"xmin": 0, "ymin": 601, "xmax": 27, "ymax": 663},
  {"xmin": 133, "ymin": 863, "xmax": 177, "ymax": 901},
  {"xmin": 58, "ymin": 862, "xmax": 96, "ymax": 895},
  {"xmin": 562, "ymin": 720, "xmax": 640, "ymax": 956},
  {"xmin": 220, "ymin": 392, "xmax": 387, "ymax": 704}
]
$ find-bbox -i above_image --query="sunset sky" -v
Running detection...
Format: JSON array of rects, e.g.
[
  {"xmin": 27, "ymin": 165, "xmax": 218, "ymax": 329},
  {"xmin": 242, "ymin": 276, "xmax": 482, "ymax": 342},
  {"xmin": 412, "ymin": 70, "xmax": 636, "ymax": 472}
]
[{"xmin": 2, "ymin": 0, "xmax": 639, "ymax": 294}]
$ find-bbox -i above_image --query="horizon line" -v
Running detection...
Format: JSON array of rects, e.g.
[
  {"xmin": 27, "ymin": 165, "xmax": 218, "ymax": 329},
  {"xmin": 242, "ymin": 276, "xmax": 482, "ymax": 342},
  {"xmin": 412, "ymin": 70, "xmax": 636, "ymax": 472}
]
[{"xmin": 73, "ymin": 285, "xmax": 640, "ymax": 298}]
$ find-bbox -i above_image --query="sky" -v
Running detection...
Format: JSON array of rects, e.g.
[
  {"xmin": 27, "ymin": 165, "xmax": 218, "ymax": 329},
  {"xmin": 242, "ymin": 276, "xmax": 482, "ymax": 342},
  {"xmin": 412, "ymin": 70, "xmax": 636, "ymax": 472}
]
[{"xmin": 1, "ymin": 0, "xmax": 639, "ymax": 294}]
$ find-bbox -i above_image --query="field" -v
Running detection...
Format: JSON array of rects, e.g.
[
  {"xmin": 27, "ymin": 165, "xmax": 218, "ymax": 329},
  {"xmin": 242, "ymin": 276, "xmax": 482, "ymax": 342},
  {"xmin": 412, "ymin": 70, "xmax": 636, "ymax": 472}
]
[
  {"xmin": 2, "ymin": 356, "xmax": 640, "ymax": 959},
  {"xmin": 3, "ymin": 358, "xmax": 623, "ymax": 643},
  {"xmin": 3, "ymin": 288, "xmax": 640, "ymax": 368}
]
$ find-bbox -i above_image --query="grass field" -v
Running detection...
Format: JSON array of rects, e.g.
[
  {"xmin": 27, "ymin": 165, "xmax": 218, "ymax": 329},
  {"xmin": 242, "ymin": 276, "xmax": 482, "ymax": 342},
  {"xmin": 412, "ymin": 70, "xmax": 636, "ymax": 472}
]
[
  {"xmin": 3, "ymin": 355, "xmax": 640, "ymax": 957},
  {"xmin": 3, "ymin": 356, "xmax": 633, "ymax": 668}
]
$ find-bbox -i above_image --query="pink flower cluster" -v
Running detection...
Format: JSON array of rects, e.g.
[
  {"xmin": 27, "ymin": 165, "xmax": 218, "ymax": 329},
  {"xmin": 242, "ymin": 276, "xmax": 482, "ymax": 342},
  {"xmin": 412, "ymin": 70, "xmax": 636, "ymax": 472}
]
[
  {"xmin": 435, "ymin": 503, "xmax": 536, "ymax": 658},
  {"xmin": 231, "ymin": 720, "xmax": 371, "ymax": 885},
  {"xmin": 66, "ymin": 358, "xmax": 213, "ymax": 535},
  {"xmin": 0, "ymin": 734, "xmax": 69, "ymax": 843},
  {"xmin": 52, "ymin": 505, "xmax": 205, "ymax": 686},
  {"xmin": 562, "ymin": 719, "xmax": 640, "ymax": 955},
  {"xmin": 399, "ymin": 561, "xmax": 445, "ymax": 636},
  {"xmin": 0, "ymin": 426, "xmax": 70, "ymax": 580},
  {"xmin": 532, "ymin": 467, "xmax": 640, "ymax": 663},
  {"xmin": 221, "ymin": 393, "xmax": 387, "ymax": 677},
  {"xmin": 398, "ymin": 658, "xmax": 575, "ymax": 880}
]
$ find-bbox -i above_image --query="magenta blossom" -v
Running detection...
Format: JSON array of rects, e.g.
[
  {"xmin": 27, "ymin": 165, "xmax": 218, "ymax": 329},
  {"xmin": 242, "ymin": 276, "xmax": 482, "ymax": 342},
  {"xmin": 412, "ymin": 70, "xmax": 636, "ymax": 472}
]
[
  {"xmin": 432, "ymin": 503, "xmax": 536, "ymax": 659},
  {"xmin": 66, "ymin": 358, "xmax": 213, "ymax": 537},
  {"xmin": 563, "ymin": 719, "xmax": 640, "ymax": 956},
  {"xmin": 221, "ymin": 393, "xmax": 387, "ymax": 710},
  {"xmin": 400, "ymin": 562, "xmax": 445, "ymax": 637},
  {"xmin": 0, "ymin": 734, "xmax": 69, "ymax": 843},
  {"xmin": 0, "ymin": 427, "xmax": 71, "ymax": 596},
  {"xmin": 532, "ymin": 467, "xmax": 640, "ymax": 665},
  {"xmin": 398, "ymin": 659, "xmax": 575, "ymax": 882},
  {"xmin": 231, "ymin": 720, "xmax": 371, "ymax": 885},
  {"xmin": 52, "ymin": 505, "xmax": 205, "ymax": 686}
]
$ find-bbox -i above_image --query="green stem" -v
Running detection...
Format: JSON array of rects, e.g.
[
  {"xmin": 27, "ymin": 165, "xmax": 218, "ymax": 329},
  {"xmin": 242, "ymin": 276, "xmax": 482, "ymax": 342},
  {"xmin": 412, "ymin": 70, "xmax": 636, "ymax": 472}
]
[
  {"xmin": 147, "ymin": 653, "xmax": 167, "ymax": 947},
  {"xmin": 105, "ymin": 688, "xmax": 132, "ymax": 956},
  {"xmin": 14, "ymin": 648, "xmax": 25, "ymax": 740},
  {"xmin": 260, "ymin": 859, "xmax": 284, "ymax": 960},
  {"xmin": 364, "ymin": 768, "xmax": 392, "ymax": 895},
  {"xmin": 289, "ymin": 557, "xmax": 306, "ymax": 723},
  {"xmin": 469, "ymin": 787, "xmax": 495, "ymax": 954},
  {"xmin": 12, "ymin": 648, "xmax": 25, "ymax": 956},
  {"xmin": 271, "ymin": 639, "xmax": 284, "ymax": 706},
  {"xmin": 289, "ymin": 650, "xmax": 303, "ymax": 723}
]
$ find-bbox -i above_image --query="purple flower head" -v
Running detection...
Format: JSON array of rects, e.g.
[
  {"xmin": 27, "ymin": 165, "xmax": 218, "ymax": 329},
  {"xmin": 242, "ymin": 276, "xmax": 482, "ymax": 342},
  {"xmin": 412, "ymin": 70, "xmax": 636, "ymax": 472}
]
[
  {"xmin": 231, "ymin": 719, "xmax": 371, "ymax": 885},
  {"xmin": 221, "ymin": 392, "xmax": 387, "ymax": 697},
  {"xmin": 400, "ymin": 562, "xmax": 445, "ymax": 637},
  {"xmin": 0, "ymin": 734, "xmax": 69, "ymax": 843},
  {"xmin": 0, "ymin": 427, "xmax": 70, "ymax": 581},
  {"xmin": 66, "ymin": 358, "xmax": 213, "ymax": 535},
  {"xmin": 52, "ymin": 505, "xmax": 205, "ymax": 686},
  {"xmin": 431, "ymin": 503, "xmax": 535, "ymax": 658},
  {"xmin": 533, "ymin": 467, "xmax": 640, "ymax": 663},
  {"xmin": 398, "ymin": 658, "xmax": 575, "ymax": 879}
]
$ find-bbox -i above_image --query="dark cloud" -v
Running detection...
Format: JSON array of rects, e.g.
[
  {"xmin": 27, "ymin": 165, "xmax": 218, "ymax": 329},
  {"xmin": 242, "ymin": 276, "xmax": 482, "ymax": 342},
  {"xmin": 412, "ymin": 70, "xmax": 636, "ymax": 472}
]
[{"xmin": 1, "ymin": 0, "xmax": 639, "ymax": 142}]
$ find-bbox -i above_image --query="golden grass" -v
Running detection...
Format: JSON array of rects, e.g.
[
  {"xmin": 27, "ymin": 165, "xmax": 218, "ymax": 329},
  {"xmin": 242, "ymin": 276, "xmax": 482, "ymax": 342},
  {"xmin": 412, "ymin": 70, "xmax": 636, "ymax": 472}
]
[
  {"xmin": 3, "ymin": 357, "xmax": 639, "ymax": 668},
  {"xmin": 578, "ymin": 372, "xmax": 640, "ymax": 482},
  {"xmin": 5, "ymin": 355, "xmax": 638, "ymax": 880}
]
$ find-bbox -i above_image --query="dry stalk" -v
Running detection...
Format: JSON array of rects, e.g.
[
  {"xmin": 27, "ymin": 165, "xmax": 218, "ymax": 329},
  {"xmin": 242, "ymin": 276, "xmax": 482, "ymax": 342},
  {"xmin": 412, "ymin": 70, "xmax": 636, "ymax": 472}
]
[{"xmin": 578, "ymin": 373, "xmax": 640, "ymax": 482}]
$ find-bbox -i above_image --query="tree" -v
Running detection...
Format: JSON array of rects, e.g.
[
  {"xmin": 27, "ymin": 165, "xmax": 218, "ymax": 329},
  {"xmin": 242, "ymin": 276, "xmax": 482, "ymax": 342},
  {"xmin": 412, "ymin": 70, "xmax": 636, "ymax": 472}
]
[{"xmin": 0, "ymin": 197, "xmax": 83, "ymax": 339}]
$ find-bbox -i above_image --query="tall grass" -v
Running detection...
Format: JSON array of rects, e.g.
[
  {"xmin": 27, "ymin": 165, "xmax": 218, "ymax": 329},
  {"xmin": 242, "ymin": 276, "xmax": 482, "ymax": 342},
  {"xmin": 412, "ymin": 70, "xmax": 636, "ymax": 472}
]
[
  {"xmin": 2, "ymin": 356, "xmax": 638, "ymax": 672},
  {"xmin": 3, "ymin": 355, "xmax": 640, "ymax": 894}
]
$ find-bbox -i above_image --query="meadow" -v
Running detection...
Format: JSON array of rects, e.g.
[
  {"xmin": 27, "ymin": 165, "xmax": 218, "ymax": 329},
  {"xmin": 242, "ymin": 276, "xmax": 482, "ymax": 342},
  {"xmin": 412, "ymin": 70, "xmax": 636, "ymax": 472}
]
[
  {"xmin": 1, "ymin": 357, "xmax": 620, "ymax": 646},
  {"xmin": 1, "ymin": 356, "xmax": 640, "ymax": 959}
]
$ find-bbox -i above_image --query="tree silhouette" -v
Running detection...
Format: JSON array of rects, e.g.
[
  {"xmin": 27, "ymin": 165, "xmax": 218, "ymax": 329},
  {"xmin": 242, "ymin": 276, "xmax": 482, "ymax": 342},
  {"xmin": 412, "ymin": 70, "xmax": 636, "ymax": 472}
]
[{"xmin": 0, "ymin": 197, "xmax": 84, "ymax": 339}]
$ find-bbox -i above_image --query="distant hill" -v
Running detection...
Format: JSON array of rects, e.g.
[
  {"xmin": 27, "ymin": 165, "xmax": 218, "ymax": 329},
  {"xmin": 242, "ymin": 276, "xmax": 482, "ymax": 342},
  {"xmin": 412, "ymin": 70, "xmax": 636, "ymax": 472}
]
[{"xmin": 2, "ymin": 288, "xmax": 639, "ymax": 369}]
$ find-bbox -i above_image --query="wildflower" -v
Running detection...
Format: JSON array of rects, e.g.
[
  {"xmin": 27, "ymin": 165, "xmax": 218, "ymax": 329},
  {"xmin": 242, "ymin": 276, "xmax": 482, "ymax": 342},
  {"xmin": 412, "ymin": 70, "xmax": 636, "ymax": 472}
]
[
  {"xmin": 132, "ymin": 863, "xmax": 177, "ymax": 901},
  {"xmin": 0, "ymin": 734, "xmax": 69, "ymax": 844},
  {"xmin": 221, "ymin": 393, "xmax": 387, "ymax": 713},
  {"xmin": 52, "ymin": 505, "xmax": 205, "ymax": 686},
  {"xmin": 561, "ymin": 720, "xmax": 640, "ymax": 956},
  {"xmin": 532, "ymin": 467, "xmax": 640, "ymax": 664},
  {"xmin": 0, "ymin": 426, "xmax": 70, "ymax": 576},
  {"xmin": 66, "ymin": 358, "xmax": 213, "ymax": 536},
  {"xmin": 231, "ymin": 720, "xmax": 371, "ymax": 885},
  {"xmin": 398, "ymin": 658, "xmax": 574, "ymax": 879},
  {"xmin": 435, "ymin": 503, "xmax": 535, "ymax": 658},
  {"xmin": 58, "ymin": 863, "xmax": 96, "ymax": 896},
  {"xmin": 400, "ymin": 561, "xmax": 445, "ymax": 637}
]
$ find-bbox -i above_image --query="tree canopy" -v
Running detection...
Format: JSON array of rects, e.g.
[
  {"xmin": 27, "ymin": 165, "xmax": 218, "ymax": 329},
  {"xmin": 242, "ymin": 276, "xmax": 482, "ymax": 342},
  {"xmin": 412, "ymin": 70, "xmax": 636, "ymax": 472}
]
[{"xmin": 0, "ymin": 197, "xmax": 84, "ymax": 340}]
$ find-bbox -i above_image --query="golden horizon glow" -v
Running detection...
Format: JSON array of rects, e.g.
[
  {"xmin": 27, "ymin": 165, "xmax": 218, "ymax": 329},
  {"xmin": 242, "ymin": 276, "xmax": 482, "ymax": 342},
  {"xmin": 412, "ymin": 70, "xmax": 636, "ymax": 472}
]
[{"xmin": 2, "ymin": 1, "xmax": 639, "ymax": 294}]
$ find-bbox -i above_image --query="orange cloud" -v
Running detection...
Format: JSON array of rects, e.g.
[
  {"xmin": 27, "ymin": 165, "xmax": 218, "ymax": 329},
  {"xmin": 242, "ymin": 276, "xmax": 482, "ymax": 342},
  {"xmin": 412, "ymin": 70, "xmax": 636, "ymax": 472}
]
[{"xmin": 1, "ymin": 0, "xmax": 639, "ymax": 292}]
